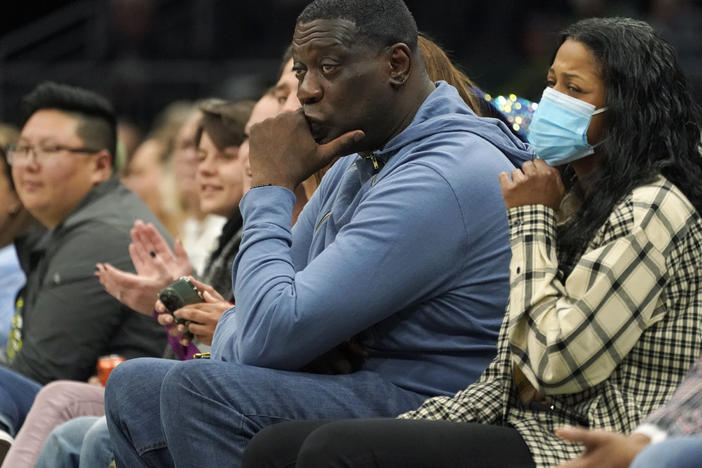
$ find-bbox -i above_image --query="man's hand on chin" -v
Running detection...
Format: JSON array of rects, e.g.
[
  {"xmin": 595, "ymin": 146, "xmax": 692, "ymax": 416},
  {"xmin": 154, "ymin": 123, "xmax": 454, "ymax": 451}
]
[{"xmin": 248, "ymin": 109, "xmax": 364, "ymax": 191}]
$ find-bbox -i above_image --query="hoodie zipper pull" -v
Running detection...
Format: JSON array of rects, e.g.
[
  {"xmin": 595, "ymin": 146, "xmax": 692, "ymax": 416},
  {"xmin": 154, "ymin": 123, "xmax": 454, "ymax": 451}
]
[
  {"xmin": 370, "ymin": 154, "xmax": 379, "ymax": 171},
  {"xmin": 359, "ymin": 151, "xmax": 383, "ymax": 173}
]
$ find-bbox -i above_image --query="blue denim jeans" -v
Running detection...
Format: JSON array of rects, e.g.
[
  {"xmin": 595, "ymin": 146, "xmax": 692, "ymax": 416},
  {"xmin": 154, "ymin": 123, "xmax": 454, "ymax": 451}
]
[
  {"xmin": 0, "ymin": 366, "xmax": 41, "ymax": 435},
  {"xmin": 631, "ymin": 435, "xmax": 702, "ymax": 468},
  {"xmin": 105, "ymin": 358, "xmax": 428, "ymax": 468},
  {"xmin": 35, "ymin": 416, "xmax": 113, "ymax": 468}
]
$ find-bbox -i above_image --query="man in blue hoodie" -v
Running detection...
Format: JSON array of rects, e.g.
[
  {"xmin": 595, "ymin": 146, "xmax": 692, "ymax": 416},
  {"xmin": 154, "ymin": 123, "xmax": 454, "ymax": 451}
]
[{"xmin": 105, "ymin": 0, "xmax": 533, "ymax": 466}]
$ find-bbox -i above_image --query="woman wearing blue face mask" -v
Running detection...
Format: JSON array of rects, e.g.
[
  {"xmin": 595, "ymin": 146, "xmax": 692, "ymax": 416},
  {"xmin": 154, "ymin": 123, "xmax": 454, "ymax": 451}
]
[{"xmin": 240, "ymin": 17, "xmax": 702, "ymax": 468}]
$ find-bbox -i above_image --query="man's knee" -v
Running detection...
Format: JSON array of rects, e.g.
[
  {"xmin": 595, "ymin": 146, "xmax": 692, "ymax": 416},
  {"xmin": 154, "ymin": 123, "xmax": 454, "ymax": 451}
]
[
  {"xmin": 160, "ymin": 360, "xmax": 249, "ymax": 410},
  {"xmin": 105, "ymin": 358, "xmax": 170, "ymax": 419}
]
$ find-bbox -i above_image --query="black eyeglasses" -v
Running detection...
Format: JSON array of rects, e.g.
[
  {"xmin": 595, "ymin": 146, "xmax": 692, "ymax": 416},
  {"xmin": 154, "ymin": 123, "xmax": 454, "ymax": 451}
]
[{"xmin": 6, "ymin": 144, "xmax": 102, "ymax": 166}]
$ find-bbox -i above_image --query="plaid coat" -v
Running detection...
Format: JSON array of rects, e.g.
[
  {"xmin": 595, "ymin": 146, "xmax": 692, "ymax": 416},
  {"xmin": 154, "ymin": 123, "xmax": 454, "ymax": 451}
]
[{"xmin": 401, "ymin": 176, "xmax": 702, "ymax": 467}]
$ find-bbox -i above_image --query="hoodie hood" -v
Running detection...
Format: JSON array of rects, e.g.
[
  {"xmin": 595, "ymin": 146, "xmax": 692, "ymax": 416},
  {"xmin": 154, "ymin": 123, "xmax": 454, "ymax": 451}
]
[{"xmin": 373, "ymin": 81, "xmax": 534, "ymax": 169}]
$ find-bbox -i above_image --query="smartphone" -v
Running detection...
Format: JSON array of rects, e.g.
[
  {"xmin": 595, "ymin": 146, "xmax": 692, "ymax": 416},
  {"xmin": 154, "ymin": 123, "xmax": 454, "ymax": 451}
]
[{"xmin": 158, "ymin": 277, "xmax": 204, "ymax": 325}]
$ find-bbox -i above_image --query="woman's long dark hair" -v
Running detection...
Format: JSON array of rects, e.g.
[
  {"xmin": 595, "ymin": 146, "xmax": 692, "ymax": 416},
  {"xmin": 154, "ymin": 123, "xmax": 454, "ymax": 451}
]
[{"xmin": 556, "ymin": 17, "xmax": 702, "ymax": 265}]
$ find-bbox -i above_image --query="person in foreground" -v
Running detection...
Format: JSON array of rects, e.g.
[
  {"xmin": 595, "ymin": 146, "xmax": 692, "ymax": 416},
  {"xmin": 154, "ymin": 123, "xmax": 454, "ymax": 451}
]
[
  {"xmin": 241, "ymin": 16, "xmax": 702, "ymax": 468},
  {"xmin": 105, "ymin": 0, "xmax": 532, "ymax": 466},
  {"xmin": 554, "ymin": 352, "xmax": 702, "ymax": 468}
]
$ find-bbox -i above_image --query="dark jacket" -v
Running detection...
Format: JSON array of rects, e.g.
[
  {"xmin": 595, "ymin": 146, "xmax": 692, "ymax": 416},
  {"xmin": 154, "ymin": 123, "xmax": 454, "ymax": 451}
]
[{"xmin": 6, "ymin": 177, "xmax": 167, "ymax": 384}]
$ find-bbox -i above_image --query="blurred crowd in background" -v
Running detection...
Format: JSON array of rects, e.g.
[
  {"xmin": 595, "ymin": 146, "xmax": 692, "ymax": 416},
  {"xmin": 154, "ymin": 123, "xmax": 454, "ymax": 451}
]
[{"xmin": 1, "ymin": 0, "xmax": 701, "ymax": 138}]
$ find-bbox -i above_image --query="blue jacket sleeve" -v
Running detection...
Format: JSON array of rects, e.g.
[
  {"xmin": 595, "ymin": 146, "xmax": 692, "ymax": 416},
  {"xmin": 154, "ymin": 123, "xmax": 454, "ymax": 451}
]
[
  {"xmin": 289, "ymin": 179, "xmax": 324, "ymax": 272},
  {"xmin": 213, "ymin": 164, "xmax": 469, "ymax": 369}
]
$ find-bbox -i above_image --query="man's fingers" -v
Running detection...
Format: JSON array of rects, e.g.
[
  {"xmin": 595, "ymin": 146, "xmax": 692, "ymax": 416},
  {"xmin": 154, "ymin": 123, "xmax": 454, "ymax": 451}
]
[
  {"xmin": 318, "ymin": 130, "xmax": 365, "ymax": 161},
  {"xmin": 555, "ymin": 426, "xmax": 606, "ymax": 449}
]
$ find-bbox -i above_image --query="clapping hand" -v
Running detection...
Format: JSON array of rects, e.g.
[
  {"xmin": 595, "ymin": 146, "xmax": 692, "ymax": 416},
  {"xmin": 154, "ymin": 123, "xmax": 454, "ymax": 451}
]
[{"xmin": 96, "ymin": 220, "xmax": 192, "ymax": 315}]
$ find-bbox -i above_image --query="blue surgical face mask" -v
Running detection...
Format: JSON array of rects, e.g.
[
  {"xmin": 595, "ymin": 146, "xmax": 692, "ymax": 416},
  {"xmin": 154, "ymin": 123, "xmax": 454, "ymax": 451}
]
[{"xmin": 527, "ymin": 87, "xmax": 607, "ymax": 166}]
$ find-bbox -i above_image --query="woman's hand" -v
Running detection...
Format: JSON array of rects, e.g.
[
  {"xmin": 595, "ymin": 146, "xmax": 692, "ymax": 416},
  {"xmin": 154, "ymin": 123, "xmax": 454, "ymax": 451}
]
[
  {"xmin": 129, "ymin": 220, "xmax": 193, "ymax": 279},
  {"xmin": 554, "ymin": 426, "xmax": 651, "ymax": 468},
  {"xmin": 499, "ymin": 159, "xmax": 566, "ymax": 210},
  {"xmin": 156, "ymin": 277, "xmax": 231, "ymax": 346},
  {"xmin": 175, "ymin": 294, "xmax": 231, "ymax": 346},
  {"xmin": 96, "ymin": 262, "xmax": 166, "ymax": 315},
  {"xmin": 95, "ymin": 220, "xmax": 193, "ymax": 315}
]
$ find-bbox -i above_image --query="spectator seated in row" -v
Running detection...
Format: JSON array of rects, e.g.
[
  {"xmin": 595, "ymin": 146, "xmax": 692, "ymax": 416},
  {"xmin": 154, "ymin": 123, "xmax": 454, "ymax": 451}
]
[
  {"xmin": 0, "ymin": 82, "xmax": 169, "ymax": 458},
  {"xmin": 0, "ymin": 138, "xmax": 37, "ymax": 353}
]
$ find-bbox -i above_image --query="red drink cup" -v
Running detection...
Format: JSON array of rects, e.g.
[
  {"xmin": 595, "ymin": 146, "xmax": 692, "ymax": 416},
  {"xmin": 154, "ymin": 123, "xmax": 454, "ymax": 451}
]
[{"xmin": 96, "ymin": 355, "xmax": 126, "ymax": 386}]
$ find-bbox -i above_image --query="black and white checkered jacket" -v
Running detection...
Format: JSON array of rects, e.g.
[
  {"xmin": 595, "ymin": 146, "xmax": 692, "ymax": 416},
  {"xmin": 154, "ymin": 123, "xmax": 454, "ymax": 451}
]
[{"xmin": 401, "ymin": 175, "xmax": 702, "ymax": 467}]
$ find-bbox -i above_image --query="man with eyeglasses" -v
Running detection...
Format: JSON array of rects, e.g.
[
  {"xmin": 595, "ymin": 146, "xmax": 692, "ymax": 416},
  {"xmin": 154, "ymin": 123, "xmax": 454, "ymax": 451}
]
[{"xmin": 0, "ymin": 82, "xmax": 166, "ymax": 460}]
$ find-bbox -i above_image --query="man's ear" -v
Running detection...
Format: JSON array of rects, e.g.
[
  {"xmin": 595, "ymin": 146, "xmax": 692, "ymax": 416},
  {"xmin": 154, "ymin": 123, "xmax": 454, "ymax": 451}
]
[
  {"xmin": 91, "ymin": 149, "xmax": 113, "ymax": 184},
  {"xmin": 387, "ymin": 43, "xmax": 412, "ymax": 87}
]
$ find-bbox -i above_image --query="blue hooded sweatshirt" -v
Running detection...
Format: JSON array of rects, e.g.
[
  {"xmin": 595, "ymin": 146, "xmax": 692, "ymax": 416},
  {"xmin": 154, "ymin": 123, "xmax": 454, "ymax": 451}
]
[{"xmin": 213, "ymin": 81, "xmax": 533, "ymax": 397}]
